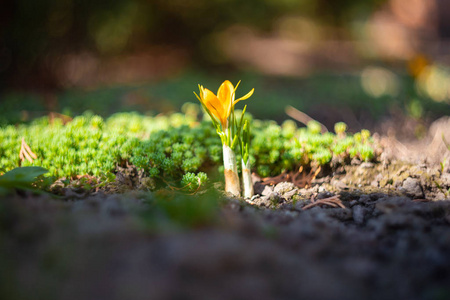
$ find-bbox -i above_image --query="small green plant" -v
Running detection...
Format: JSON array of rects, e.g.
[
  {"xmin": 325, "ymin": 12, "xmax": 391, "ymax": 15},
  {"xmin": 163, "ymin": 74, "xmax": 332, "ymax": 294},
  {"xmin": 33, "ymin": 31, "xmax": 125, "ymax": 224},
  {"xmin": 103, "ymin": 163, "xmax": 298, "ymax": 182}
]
[
  {"xmin": 0, "ymin": 167, "xmax": 50, "ymax": 195},
  {"xmin": 307, "ymin": 120, "xmax": 322, "ymax": 135},
  {"xmin": 334, "ymin": 122, "xmax": 347, "ymax": 138},
  {"xmin": 181, "ymin": 172, "xmax": 208, "ymax": 193},
  {"xmin": 240, "ymin": 119, "xmax": 254, "ymax": 198}
]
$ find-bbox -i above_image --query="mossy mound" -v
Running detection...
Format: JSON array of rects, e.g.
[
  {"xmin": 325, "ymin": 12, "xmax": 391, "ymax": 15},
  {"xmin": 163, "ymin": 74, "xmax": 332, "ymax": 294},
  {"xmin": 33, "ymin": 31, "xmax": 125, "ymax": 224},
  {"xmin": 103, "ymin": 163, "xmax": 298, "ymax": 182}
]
[{"xmin": 0, "ymin": 107, "xmax": 378, "ymax": 191}]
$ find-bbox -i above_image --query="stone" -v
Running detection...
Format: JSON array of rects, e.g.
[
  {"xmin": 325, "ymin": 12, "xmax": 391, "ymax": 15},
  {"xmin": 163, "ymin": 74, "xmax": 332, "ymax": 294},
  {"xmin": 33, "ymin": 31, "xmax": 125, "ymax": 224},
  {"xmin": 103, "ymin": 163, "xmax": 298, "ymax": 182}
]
[
  {"xmin": 399, "ymin": 177, "xmax": 424, "ymax": 199},
  {"xmin": 283, "ymin": 189, "xmax": 299, "ymax": 199},
  {"xmin": 260, "ymin": 192, "xmax": 283, "ymax": 207},
  {"xmin": 261, "ymin": 185, "xmax": 274, "ymax": 196},
  {"xmin": 360, "ymin": 162, "xmax": 374, "ymax": 169},
  {"xmin": 274, "ymin": 182, "xmax": 296, "ymax": 195}
]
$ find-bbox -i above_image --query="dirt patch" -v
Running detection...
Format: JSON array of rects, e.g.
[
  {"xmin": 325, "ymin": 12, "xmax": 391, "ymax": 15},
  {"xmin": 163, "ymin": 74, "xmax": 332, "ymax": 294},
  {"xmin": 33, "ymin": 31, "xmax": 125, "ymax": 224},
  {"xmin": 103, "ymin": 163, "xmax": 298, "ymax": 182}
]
[{"xmin": 1, "ymin": 179, "xmax": 450, "ymax": 300}]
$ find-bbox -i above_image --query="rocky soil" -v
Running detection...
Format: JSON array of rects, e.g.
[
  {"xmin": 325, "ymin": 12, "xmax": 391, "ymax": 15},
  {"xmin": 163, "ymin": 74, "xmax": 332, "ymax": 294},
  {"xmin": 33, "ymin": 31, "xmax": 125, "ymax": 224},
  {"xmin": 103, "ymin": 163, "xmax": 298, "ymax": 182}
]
[{"xmin": 1, "ymin": 117, "xmax": 450, "ymax": 300}]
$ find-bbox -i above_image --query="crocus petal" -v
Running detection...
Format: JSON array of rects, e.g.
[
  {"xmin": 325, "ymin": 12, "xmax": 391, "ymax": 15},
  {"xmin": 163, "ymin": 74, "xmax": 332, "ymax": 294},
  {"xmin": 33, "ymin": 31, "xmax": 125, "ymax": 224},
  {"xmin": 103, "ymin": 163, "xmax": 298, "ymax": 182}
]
[
  {"xmin": 202, "ymin": 88, "xmax": 227, "ymax": 126},
  {"xmin": 233, "ymin": 88, "xmax": 254, "ymax": 105},
  {"xmin": 217, "ymin": 80, "xmax": 234, "ymax": 104},
  {"xmin": 202, "ymin": 88, "xmax": 222, "ymax": 112},
  {"xmin": 218, "ymin": 81, "xmax": 234, "ymax": 118},
  {"xmin": 217, "ymin": 80, "xmax": 235, "ymax": 127}
]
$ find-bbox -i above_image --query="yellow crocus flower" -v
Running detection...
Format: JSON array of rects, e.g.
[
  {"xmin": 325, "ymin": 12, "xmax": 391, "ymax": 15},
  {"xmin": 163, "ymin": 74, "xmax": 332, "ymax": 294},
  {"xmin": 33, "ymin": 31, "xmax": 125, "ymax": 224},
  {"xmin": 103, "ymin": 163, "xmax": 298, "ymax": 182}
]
[{"xmin": 195, "ymin": 80, "xmax": 254, "ymax": 129}]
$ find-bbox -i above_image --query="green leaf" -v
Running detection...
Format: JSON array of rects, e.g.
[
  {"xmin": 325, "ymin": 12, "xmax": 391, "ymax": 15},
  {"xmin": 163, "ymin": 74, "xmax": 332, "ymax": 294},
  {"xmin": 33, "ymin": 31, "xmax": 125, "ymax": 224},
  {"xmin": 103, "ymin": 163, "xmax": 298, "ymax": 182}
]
[{"xmin": 0, "ymin": 167, "xmax": 49, "ymax": 194}]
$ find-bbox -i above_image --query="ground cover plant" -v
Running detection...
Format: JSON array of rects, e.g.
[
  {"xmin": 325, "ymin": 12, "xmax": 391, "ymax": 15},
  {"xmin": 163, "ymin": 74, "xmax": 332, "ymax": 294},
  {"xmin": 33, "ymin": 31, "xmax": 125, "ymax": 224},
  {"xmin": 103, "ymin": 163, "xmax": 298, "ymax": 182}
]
[{"xmin": 0, "ymin": 105, "xmax": 376, "ymax": 194}]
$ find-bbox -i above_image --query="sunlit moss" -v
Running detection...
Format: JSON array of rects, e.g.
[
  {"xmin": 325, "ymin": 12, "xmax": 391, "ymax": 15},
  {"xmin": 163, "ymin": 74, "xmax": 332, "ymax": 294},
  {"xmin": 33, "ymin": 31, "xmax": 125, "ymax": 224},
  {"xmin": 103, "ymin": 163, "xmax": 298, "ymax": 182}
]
[{"xmin": 0, "ymin": 109, "xmax": 378, "ymax": 188}]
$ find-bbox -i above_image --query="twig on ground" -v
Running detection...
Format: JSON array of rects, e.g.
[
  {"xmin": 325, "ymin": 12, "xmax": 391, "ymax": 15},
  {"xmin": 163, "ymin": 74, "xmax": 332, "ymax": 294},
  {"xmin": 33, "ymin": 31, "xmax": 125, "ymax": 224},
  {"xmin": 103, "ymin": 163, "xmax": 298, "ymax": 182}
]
[
  {"xmin": 302, "ymin": 195, "xmax": 345, "ymax": 210},
  {"xmin": 262, "ymin": 166, "xmax": 321, "ymax": 189}
]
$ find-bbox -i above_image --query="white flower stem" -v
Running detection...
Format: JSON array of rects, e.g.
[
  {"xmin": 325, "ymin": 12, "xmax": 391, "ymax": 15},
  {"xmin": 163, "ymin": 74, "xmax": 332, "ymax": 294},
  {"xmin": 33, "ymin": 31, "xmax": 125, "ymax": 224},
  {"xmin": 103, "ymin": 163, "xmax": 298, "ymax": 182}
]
[
  {"xmin": 241, "ymin": 158, "xmax": 254, "ymax": 198},
  {"xmin": 222, "ymin": 144, "xmax": 240, "ymax": 197}
]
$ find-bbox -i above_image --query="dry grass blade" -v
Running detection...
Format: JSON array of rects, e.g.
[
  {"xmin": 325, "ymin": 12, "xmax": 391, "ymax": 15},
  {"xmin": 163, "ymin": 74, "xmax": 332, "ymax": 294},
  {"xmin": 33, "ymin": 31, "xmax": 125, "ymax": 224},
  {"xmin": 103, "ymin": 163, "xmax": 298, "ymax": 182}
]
[
  {"xmin": 302, "ymin": 195, "xmax": 345, "ymax": 210},
  {"xmin": 19, "ymin": 138, "xmax": 37, "ymax": 164},
  {"xmin": 300, "ymin": 166, "xmax": 321, "ymax": 189},
  {"xmin": 261, "ymin": 171, "xmax": 292, "ymax": 185},
  {"xmin": 318, "ymin": 201, "xmax": 338, "ymax": 207},
  {"xmin": 285, "ymin": 105, "xmax": 328, "ymax": 133}
]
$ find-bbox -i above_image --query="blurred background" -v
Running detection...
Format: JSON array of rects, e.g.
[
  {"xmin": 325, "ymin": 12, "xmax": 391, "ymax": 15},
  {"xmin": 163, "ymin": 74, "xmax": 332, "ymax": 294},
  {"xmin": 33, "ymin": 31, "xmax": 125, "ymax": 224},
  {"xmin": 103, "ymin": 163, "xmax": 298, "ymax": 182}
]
[{"xmin": 1, "ymin": 0, "xmax": 450, "ymax": 134}]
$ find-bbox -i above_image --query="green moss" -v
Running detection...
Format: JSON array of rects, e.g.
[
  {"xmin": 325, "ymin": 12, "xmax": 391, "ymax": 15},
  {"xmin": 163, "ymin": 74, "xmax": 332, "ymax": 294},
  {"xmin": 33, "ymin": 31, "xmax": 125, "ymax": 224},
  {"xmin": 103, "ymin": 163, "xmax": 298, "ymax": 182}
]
[
  {"xmin": 334, "ymin": 122, "xmax": 347, "ymax": 135},
  {"xmin": 0, "ymin": 107, "xmax": 379, "ymax": 190},
  {"xmin": 181, "ymin": 172, "xmax": 208, "ymax": 192}
]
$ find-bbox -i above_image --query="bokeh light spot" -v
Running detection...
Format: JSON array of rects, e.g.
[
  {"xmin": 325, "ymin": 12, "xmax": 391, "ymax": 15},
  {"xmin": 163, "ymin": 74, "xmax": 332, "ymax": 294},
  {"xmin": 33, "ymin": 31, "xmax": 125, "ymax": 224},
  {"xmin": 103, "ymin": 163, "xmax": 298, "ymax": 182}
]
[{"xmin": 361, "ymin": 66, "xmax": 399, "ymax": 98}]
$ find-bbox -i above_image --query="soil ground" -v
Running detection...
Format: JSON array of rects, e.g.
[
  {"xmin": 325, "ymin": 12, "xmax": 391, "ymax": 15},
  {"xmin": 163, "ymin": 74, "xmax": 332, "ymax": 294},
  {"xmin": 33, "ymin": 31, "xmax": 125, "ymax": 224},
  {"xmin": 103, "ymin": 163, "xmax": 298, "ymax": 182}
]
[{"xmin": 1, "ymin": 117, "xmax": 450, "ymax": 300}]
